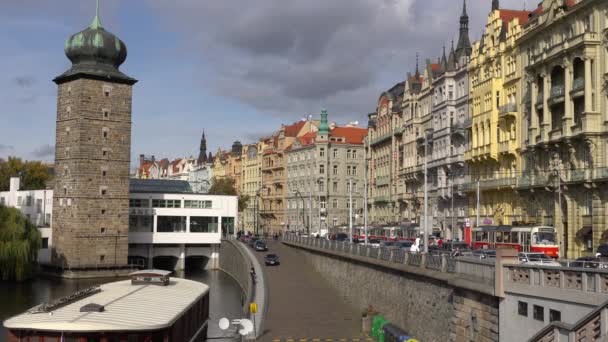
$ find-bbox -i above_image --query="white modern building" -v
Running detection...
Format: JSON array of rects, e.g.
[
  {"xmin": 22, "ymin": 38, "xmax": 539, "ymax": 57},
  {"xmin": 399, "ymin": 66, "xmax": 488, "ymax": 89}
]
[{"xmin": 0, "ymin": 177, "xmax": 238, "ymax": 270}]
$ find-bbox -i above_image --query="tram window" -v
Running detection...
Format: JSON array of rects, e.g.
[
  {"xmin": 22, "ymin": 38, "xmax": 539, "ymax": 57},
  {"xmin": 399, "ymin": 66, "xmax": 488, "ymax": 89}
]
[
  {"xmin": 511, "ymin": 232, "xmax": 519, "ymax": 243},
  {"xmin": 503, "ymin": 232, "xmax": 511, "ymax": 243},
  {"xmin": 475, "ymin": 232, "xmax": 483, "ymax": 242},
  {"xmin": 496, "ymin": 232, "xmax": 503, "ymax": 243}
]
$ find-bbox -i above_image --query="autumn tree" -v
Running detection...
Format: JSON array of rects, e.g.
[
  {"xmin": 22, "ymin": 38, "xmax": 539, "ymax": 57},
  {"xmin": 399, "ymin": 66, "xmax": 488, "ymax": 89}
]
[
  {"xmin": 0, "ymin": 157, "xmax": 52, "ymax": 191},
  {"xmin": 208, "ymin": 177, "xmax": 250, "ymax": 212}
]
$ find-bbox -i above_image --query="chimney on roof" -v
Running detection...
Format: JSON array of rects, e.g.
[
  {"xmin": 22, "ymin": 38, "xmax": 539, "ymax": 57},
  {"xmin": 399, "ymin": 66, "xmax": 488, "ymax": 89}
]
[
  {"xmin": 139, "ymin": 154, "xmax": 144, "ymax": 168},
  {"xmin": 151, "ymin": 155, "xmax": 155, "ymax": 163},
  {"xmin": 492, "ymin": 0, "xmax": 499, "ymax": 11}
]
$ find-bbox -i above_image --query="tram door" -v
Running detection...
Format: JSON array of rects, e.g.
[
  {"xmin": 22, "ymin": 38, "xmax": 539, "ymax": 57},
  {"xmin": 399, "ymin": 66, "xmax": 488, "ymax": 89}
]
[
  {"xmin": 489, "ymin": 231, "xmax": 496, "ymax": 249},
  {"xmin": 522, "ymin": 232, "xmax": 531, "ymax": 252}
]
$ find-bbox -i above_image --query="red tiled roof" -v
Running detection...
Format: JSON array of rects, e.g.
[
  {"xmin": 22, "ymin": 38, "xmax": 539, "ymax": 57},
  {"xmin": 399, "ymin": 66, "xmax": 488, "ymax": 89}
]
[
  {"xmin": 499, "ymin": 9, "xmax": 530, "ymax": 26},
  {"xmin": 330, "ymin": 127, "xmax": 368, "ymax": 145},
  {"xmin": 284, "ymin": 121, "xmax": 307, "ymax": 137},
  {"xmin": 298, "ymin": 131, "xmax": 317, "ymax": 146},
  {"xmin": 158, "ymin": 159, "xmax": 169, "ymax": 169},
  {"xmin": 430, "ymin": 64, "xmax": 440, "ymax": 72}
]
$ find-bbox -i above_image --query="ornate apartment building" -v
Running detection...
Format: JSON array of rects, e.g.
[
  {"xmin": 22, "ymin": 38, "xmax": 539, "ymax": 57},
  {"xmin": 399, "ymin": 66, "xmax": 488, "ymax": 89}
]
[
  {"xmin": 517, "ymin": 0, "xmax": 608, "ymax": 258},
  {"xmin": 260, "ymin": 120, "xmax": 318, "ymax": 234},
  {"xmin": 240, "ymin": 141, "xmax": 265, "ymax": 231},
  {"xmin": 367, "ymin": 82, "xmax": 404, "ymax": 225},
  {"xmin": 51, "ymin": 7, "xmax": 137, "ymax": 268},
  {"xmin": 465, "ymin": 2, "xmax": 530, "ymax": 228},
  {"xmin": 286, "ymin": 111, "xmax": 367, "ymax": 233}
]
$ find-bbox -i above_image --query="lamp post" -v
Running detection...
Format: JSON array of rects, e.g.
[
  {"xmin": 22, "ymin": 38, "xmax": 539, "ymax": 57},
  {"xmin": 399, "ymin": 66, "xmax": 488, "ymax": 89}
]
[
  {"xmin": 293, "ymin": 190, "xmax": 305, "ymax": 235},
  {"xmin": 553, "ymin": 166, "xmax": 564, "ymax": 258},
  {"xmin": 348, "ymin": 178, "xmax": 353, "ymax": 244},
  {"xmin": 364, "ymin": 137, "xmax": 369, "ymax": 245},
  {"xmin": 317, "ymin": 177, "xmax": 323, "ymax": 235},
  {"xmin": 255, "ymin": 185, "xmax": 267, "ymax": 236},
  {"xmin": 423, "ymin": 129, "xmax": 433, "ymax": 253}
]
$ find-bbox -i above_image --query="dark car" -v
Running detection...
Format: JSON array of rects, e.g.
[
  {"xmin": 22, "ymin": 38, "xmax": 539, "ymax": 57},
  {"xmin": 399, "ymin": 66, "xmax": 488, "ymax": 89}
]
[
  {"xmin": 444, "ymin": 241, "xmax": 472, "ymax": 252},
  {"xmin": 335, "ymin": 233, "xmax": 349, "ymax": 242},
  {"xmin": 597, "ymin": 244, "xmax": 608, "ymax": 258},
  {"xmin": 265, "ymin": 254, "xmax": 280, "ymax": 266},
  {"xmin": 569, "ymin": 256, "xmax": 608, "ymax": 269},
  {"xmin": 248, "ymin": 237, "xmax": 259, "ymax": 247},
  {"xmin": 254, "ymin": 240, "xmax": 267, "ymax": 251},
  {"xmin": 395, "ymin": 240, "xmax": 414, "ymax": 250}
]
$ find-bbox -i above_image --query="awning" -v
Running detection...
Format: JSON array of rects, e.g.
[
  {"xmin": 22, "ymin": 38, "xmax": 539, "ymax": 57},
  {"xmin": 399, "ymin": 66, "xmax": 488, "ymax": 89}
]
[{"xmin": 576, "ymin": 226, "xmax": 593, "ymax": 240}]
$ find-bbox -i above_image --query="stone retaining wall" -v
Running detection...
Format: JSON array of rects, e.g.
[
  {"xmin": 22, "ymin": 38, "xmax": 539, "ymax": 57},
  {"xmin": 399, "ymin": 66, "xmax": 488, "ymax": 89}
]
[{"xmin": 287, "ymin": 242, "xmax": 499, "ymax": 342}]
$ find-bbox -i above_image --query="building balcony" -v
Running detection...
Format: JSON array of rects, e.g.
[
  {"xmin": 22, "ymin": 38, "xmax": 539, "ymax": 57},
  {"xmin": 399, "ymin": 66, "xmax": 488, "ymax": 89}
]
[
  {"xmin": 517, "ymin": 171, "xmax": 550, "ymax": 188},
  {"xmin": 459, "ymin": 176, "xmax": 517, "ymax": 192},
  {"xmin": 571, "ymin": 78, "xmax": 585, "ymax": 97},
  {"xmin": 437, "ymin": 186, "xmax": 453, "ymax": 199},
  {"xmin": 498, "ymin": 103, "xmax": 518, "ymax": 119},
  {"xmin": 374, "ymin": 196, "xmax": 389, "ymax": 204},
  {"xmin": 571, "ymin": 112, "xmax": 602, "ymax": 135},
  {"xmin": 375, "ymin": 176, "xmax": 390, "ymax": 186},
  {"xmin": 582, "ymin": 215, "xmax": 593, "ymax": 228},
  {"xmin": 393, "ymin": 126, "xmax": 405, "ymax": 135},
  {"xmin": 548, "ymin": 85, "xmax": 565, "ymax": 105},
  {"xmin": 498, "ymin": 140, "xmax": 517, "ymax": 155},
  {"xmin": 535, "ymin": 95, "xmax": 544, "ymax": 109},
  {"xmin": 548, "ymin": 127, "xmax": 563, "ymax": 141},
  {"xmin": 369, "ymin": 132, "xmax": 392, "ymax": 146}
]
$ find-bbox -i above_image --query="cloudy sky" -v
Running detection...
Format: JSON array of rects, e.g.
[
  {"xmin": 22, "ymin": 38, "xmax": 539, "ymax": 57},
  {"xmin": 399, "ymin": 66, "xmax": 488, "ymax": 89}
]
[{"xmin": 0, "ymin": 0, "xmax": 527, "ymax": 165}]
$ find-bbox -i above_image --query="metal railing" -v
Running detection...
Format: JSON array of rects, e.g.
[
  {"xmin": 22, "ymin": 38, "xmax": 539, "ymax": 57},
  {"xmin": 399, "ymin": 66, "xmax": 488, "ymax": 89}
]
[{"xmin": 282, "ymin": 235, "xmax": 489, "ymax": 277}]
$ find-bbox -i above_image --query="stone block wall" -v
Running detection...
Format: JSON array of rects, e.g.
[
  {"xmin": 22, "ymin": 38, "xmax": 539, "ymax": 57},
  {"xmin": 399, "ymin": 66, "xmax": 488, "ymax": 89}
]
[
  {"xmin": 292, "ymin": 245, "xmax": 499, "ymax": 342},
  {"xmin": 219, "ymin": 239, "xmax": 252, "ymax": 314},
  {"xmin": 52, "ymin": 78, "xmax": 132, "ymax": 268}
]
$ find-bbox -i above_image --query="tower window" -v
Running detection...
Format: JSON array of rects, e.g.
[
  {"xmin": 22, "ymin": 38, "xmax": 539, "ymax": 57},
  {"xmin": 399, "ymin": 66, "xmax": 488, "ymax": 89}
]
[
  {"xmin": 99, "ymin": 255, "xmax": 105, "ymax": 262},
  {"xmin": 100, "ymin": 187, "xmax": 108, "ymax": 196},
  {"xmin": 100, "ymin": 227, "xmax": 106, "ymax": 234},
  {"xmin": 102, "ymin": 109, "xmax": 110, "ymax": 119},
  {"xmin": 103, "ymin": 85, "xmax": 112, "ymax": 97},
  {"xmin": 102, "ymin": 170, "xmax": 107, "ymax": 178},
  {"xmin": 101, "ymin": 209, "xmax": 106, "ymax": 215},
  {"xmin": 102, "ymin": 128, "xmax": 109, "ymax": 140}
]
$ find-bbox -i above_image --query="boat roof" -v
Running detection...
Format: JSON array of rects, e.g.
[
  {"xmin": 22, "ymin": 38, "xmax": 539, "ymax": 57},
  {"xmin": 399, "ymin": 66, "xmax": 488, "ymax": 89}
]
[{"xmin": 3, "ymin": 278, "xmax": 209, "ymax": 332}]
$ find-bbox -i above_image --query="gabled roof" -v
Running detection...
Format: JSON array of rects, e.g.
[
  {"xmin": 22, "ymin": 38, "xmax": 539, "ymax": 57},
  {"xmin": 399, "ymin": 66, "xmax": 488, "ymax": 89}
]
[
  {"xmin": 330, "ymin": 127, "xmax": 368, "ymax": 145},
  {"xmin": 284, "ymin": 121, "xmax": 307, "ymax": 137},
  {"xmin": 499, "ymin": 9, "xmax": 530, "ymax": 27}
]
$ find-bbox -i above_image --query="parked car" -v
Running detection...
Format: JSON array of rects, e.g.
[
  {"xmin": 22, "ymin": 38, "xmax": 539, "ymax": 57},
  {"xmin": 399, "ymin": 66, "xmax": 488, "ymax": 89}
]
[
  {"xmin": 240, "ymin": 235, "xmax": 250, "ymax": 243},
  {"xmin": 265, "ymin": 254, "xmax": 280, "ymax": 266},
  {"xmin": 472, "ymin": 249, "xmax": 496, "ymax": 259},
  {"xmin": 518, "ymin": 252, "xmax": 561, "ymax": 267},
  {"xmin": 254, "ymin": 240, "xmax": 267, "ymax": 251}
]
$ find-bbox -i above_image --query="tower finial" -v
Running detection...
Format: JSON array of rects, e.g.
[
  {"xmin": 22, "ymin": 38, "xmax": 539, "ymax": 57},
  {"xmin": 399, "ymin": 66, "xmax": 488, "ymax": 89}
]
[
  {"xmin": 91, "ymin": 0, "xmax": 102, "ymax": 29},
  {"xmin": 415, "ymin": 52, "xmax": 420, "ymax": 77},
  {"xmin": 462, "ymin": 0, "xmax": 467, "ymax": 16}
]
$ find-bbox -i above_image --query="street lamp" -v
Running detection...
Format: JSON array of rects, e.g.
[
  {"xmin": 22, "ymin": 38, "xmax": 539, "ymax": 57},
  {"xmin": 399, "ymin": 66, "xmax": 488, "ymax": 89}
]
[
  {"xmin": 422, "ymin": 128, "xmax": 434, "ymax": 253},
  {"xmin": 255, "ymin": 185, "xmax": 267, "ymax": 236},
  {"xmin": 316, "ymin": 177, "xmax": 323, "ymax": 235},
  {"xmin": 293, "ymin": 190, "xmax": 306, "ymax": 235}
]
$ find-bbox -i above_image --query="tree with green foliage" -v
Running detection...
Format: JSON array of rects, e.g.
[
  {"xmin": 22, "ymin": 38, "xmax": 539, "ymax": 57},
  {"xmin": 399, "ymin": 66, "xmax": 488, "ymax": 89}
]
[
  {"xmin": 0, "ymin": 205, "xmax": 41, "ymax": 281},
  {"xmin": 0, "ymin": 157, "xmax": 52, "ymax": 191},
  {"xmin": 208, "ymin": 177, "xmax": 250, "ymax": 212}
]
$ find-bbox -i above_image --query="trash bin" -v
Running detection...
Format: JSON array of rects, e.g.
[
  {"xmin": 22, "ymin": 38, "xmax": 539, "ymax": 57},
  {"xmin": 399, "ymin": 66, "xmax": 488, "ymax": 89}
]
[
  {"xmin": 382, "ymin": 323, "xmax": 409, "ymax": 342},
  {"xmin": 377, "ymin": 320, "xmax": 390, "ymax": 342},
  {"xmin": 371, "ymin": 315, "xmax": 388, "ymax": 338}
]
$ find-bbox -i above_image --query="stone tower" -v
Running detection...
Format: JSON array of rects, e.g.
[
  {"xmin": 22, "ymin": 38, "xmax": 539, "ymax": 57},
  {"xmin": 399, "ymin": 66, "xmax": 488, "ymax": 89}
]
[
  {"xmin": 198, "ymin": 130, "xmax": 207, "ymax": 164},
  {"xmin": 51, "ymin": 2, "xmax": 137, "ymax": 269}
]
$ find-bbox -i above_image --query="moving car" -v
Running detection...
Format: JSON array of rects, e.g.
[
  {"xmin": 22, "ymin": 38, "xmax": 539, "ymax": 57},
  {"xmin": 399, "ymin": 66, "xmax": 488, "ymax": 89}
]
[
  {"xmin": 335, "ymin": 233, "xmax": 349, "ymax": 243},
  {"xmin": 518, "ymin": 252, "xmax": 561, "ymax": 267},
  {"xmin": 265, "ymin": 254, "xmax": 280, "ymax": 266},
  {"xmin": 379, "ymin": 241, "xmax": 396, "ymax": 249},
  {"xmin": 248, "ymin": 237, "xmax": 259, "ymax": 247},
  {"xmin": 568, "ymin": 256, "xmax": 607, "ymax": 269},
  {"xmin": 254, "ymin": 240, "xmax": 267, "ymax": 251}
]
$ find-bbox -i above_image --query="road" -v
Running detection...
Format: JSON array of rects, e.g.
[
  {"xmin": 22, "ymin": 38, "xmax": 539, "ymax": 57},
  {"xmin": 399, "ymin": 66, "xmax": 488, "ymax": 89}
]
[{"xmin": 251, "ymin": 239, "xmax": 370, "ymax": 342}]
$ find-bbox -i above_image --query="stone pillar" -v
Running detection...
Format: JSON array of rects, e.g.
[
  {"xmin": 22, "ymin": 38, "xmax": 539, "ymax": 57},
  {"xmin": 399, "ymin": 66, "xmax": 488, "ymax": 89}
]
[
  {"xmin": 147, "ymin": 244, "xmax": 154, "ymax": 269},
  {"xmin": 563, "ymin": 62, "xmax": 573, "ymax": 135},
  {"xmin": 584, "ymin": 58, "xmax": 592, "ymax": 113},
  {"xmin": 176, "ymin": 244, "xmax": 186, "ymax": 271},
  {"xmin": 542, "ymin": 74, "xmax": 551, "ymax": 140},
  {"xmin": 209, "ymin": 244, "xmax": 220, "ymax": 270},
  {"xmin": 564, "ymin": 194, "xmax": 577, "ymax": 259}
]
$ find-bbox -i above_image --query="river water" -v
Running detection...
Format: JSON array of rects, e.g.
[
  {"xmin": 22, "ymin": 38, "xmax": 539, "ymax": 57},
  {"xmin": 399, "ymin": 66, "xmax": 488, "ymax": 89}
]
[{"xmin": 0, "ymin": 268, "xmax": 243, "ymax": 342}]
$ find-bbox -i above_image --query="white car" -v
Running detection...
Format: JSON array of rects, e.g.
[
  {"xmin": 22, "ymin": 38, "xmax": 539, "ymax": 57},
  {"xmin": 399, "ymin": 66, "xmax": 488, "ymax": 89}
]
[{"xmin": 518, "ymin": 252, "xmax": 561, "ymax": 267}]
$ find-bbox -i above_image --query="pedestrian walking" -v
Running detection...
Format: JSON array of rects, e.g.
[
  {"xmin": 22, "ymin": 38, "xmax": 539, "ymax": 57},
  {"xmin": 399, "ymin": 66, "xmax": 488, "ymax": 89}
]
[{"xmin": 410, "ymin": 238, "xmax": 421, "ymax": 253}]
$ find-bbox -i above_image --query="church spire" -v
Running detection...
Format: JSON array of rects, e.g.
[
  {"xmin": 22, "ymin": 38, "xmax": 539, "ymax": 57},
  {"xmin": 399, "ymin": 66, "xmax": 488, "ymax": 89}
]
[
  {"xmin": 415, "ymin": 52, "xmax": 420, "ymax": 78},
  {"xmin": 455, "ymin": 0, "xmax": 472, "ymax": 60},
  {"xmin": 90, "ymin": 0, "xmax": 102, "ymax": 29},
  {"xmin": 198, "ymin": 130, "xmax": 208, "ymax": 164},
  {"xmin": 492, "ymin": 0, "xmax": 499, "ymax": 11}
]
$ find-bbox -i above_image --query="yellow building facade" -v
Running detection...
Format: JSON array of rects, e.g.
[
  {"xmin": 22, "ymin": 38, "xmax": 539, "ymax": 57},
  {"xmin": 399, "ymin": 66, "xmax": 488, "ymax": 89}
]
[{"xmin": 466, "ymin": 7, "xmax": 530, "ymax": 226}]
